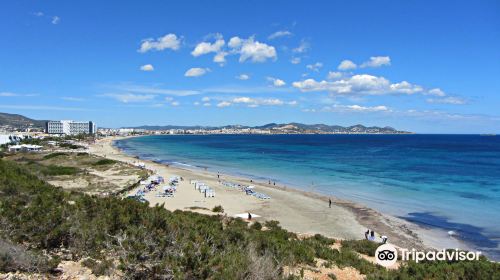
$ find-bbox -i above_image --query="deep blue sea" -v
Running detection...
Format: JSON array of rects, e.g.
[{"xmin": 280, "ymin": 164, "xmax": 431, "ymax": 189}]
[{"xmin": 115, "ymin": 134, "xmax": 500, "ymax": 260}]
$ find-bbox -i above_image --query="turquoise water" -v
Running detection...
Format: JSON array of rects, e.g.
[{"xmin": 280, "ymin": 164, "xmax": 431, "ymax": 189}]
[{"xmin": 115, "ymin": 134, "xmax": 500, "ymax": 260}]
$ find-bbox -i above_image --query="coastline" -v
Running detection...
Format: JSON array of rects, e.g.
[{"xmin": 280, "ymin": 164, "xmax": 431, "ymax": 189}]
[{"xmin": 89, "ymin": 135, "xmax": 471, "ymax": 252}]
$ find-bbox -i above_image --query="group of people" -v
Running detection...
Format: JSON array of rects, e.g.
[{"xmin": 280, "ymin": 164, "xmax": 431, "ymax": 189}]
[{"xmin": 365, "ymin": 229, "xmax": 388, "ymax": 244}]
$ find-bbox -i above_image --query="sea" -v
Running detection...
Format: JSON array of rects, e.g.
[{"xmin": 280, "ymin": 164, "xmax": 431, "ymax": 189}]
[{"xmin": 115, "ymin": 134, "xmax": 500, "ymax": 260}]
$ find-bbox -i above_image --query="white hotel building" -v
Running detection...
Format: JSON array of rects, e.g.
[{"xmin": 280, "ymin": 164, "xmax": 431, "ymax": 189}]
[{"xmin": 46, "ymin": 120, "xmax": 96, "ymax": 135}]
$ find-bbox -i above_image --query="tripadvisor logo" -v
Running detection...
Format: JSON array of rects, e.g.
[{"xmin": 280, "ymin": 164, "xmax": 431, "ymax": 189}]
[
  {"xmin": 375, "ymin": 244, "xmax": 482, "ymax": 267},
  {"xmin": 375, "ymin": 244, "xmax": 398, "ymax": 267}
]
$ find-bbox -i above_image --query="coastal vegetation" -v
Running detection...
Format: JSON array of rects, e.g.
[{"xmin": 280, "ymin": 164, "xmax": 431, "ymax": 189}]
[{"xmin": 0, "ymin": 158, "xmax": 499, "ymax": 279}]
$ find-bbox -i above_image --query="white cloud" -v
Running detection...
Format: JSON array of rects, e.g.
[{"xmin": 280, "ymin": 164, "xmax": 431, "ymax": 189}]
[
  {"xmin": 102, "ymin": 93, "xmax": 155, "ymax": 103},
  {"xmin": 0, "ymin": 92, "xmax": 18, "ymax": 97},
  {"xmin": 389, "ymin": 81, "xmax": 423, "ymax": 94},
  {"xmin": 0, "ymin": 92, "xmax": 38, "ymax": 97},
  {"xmin": 360, "ymin": 56, "xmax": 391, "ymax": 68},
  {"xmin": 171, "ymin": 101, "xmax": 180, "ymax": 106},
  {"xmin": 231, "ymin": 97, "xmax": 286, "ymax": 107},
  {"xmin": 191, "ymin": 38, "xmax": 225, "ymax": 58},
  {"xmin": 321, "ymin": 104, "xmax": 390, "ymax": 113},
  {"xmin": 288, "ymin": 100, "xmax": 298, "ymax": 106},
  {"xmin": 426, "ymin": 88, "xmax": 446, "ymax": 97},
  {"xmin": 140, "ymin": 64, "xmax": 154, "ymax": 71},
  {"xmin": 228, "ymin": 37, "xmax": 242, "ymax": 48},
  {"xmin": 138, "ymin": 33, "xmax": 181, "ymax": 53},
  {"xmin": 203, "ymin": 103, "xmax": 211, "ymax": 107},
  {"xmin": 193, "ymin": 101, "xmax": 200, "ymax": 106},
  {"xmin": 33, "ymin": 11, "xmax": 44, "ymax": 17},
  {"xmin": 202, "ymin": 97, "xmax": 211, "ymax": 102},
  {"xmin": 164, "ymin": 97, "xmax": 174, "ymax": 101},
  {"xmin": 293, "ymin": 40, "xmax": 309, "ymax": 53},
  {"xmin": 61, "ymin": 97, "xmax": 85, "ymax": 102},
  {"xmin": 327, "ymin": 71, "xmax": 343, "ymax": 80},
  {"xmin": 268, "ymin": 30, "xmax": 293, "ymax": 40},
  {"xmin": 236, "ymin": 74, "xmax": 250, "ymax": 80},
  {"xmin": 306, "ymin": 62, "xmax": 323, "ymax": 72},
  {"xmin": 290, "ymin": 57, "xmax": 301, "ymax": 64},
  {"xmin": 108, "ymin": 84, "xmax": 200, "ymax": 96},
  {"xmin": 213, "ymin": 51, "xmax": 228, "ymax": 64},
  {"xmin": 229, "ymin": 36, "xmax": 277, "ymax": 63},
  {"xmin": 184, "ymin": 67, "xmax": 210, "ymax": 77},
  {"xmin": 338, "ymin": 60, "xmax": 357, "ymax": 71},
  {"xmin": 427, "ymin": 97, "xmax": 466, "ymax": 105},
  {"xmin": 293, "ymin": 74, "xmax": 423, "ymax": 95},
  {"xmin": 267, "ymin": 77, "xmax": 286, "ymax": 87},
  {"xmin": 51, "ymin": 16, "xmax": 60, "ymax": 25},
  {"xmin": 232, "ymin": 97, "xmax": 253, "ymax": 103},
  {"xmin": 217, "ymin": 101, "xmax": 231, "ymax": 108}
]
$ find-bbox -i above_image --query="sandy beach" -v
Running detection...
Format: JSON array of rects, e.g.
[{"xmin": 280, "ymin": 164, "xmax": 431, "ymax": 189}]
[{"xmin": 89, "ymin": 135, "xmax": 470, "ymax": 251}]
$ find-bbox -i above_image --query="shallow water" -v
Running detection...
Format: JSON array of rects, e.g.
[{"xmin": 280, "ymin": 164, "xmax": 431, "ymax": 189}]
[{"xmin": 115, "ymin": 134, "xmax": 500, "ymax": 260}]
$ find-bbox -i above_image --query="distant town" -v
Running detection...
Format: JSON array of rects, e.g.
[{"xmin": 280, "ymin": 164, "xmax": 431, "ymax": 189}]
[{"xmin": 0, "ymin": 112, "xmax": 412, "ymax": 148}]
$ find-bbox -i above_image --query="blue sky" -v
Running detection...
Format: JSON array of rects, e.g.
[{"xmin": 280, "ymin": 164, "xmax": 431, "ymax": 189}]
[{"xmin": 1, "ymin": 0, "xmax": 499, "ymax": 133}]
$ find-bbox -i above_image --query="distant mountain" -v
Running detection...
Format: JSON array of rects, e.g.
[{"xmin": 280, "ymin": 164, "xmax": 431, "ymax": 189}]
[
  {"xmin": 125, "ymin": 123, "xmax": 410, "ymax": 134},
  {"xmin": 0, "ymin": 112, "xmax": 47, "ymax": 130}
]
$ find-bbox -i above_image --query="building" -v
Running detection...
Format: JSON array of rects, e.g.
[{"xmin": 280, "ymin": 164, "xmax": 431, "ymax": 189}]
[
  {"xmin": 46, "ymin": 120, "xmax": 96, "ymax": 135},
  {"xmin": 8, "ymin": 144, "xmax": 42, "ymax": 152}
]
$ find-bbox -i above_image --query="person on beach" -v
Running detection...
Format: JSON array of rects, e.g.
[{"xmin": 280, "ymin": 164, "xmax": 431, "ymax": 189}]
[
  {"xmin": 329, "ymin": 198, "xmax": 332, "ymax": 208},
  {"xmin": 248, "ymin": 212, "xmax": 252, "ymax": 220},
  {"xmin": 381, "ymin": 235, "xmax": 388, "ymax": 244},
  {"xmin": 369, "ymin": 230, "xmax": 375, "ymax": 241},
  {"xmin": 217, "ymin": 172, "xmax": 220, "ymax": 179},
  {"xmin": 365, "ymin": 229, "xmax": 370, "ymax": 240}
]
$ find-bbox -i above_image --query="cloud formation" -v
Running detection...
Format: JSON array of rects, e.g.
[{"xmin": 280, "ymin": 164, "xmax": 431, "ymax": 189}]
[
  {"xmin": 338, "ymin": 60, "xmax": 357, "ymax": 71},
  {"xmin": 320, "ymin": 104, "xmax": 390, "ymax": 113},
  {"xmin": 51, "ymin": 16, "xmax": 60, "ymax": 25},
  {"xmin": 292, "ymin": 74, "xmax": 424, "ymax": 95},
  {"xmin": 236, "ymin": 74, "xmax": 250, "ymax": 80},
  {"xmin": 140, "ymin": 64, "xmax": 154, "ymax": 71},
  {"xmin": 427, "ymin": 96, "xmax": 466, "ymax": 105},
  {"xmin": 306, "ymin": 62, "xmax": 323, "ymax": 72},
  {"xmin": 360, "ymin": 56, "xmax": 391, "ymax": 68},
  {"xmin": 216, "ymin": 97, "xmax": 295, "ymax": 108},
  {"xmin": 268, "ymin": 30, "xmax": 293, "ymax": 40},
  {"xmin": 138, "ymin": 33, "xmax": 181, "ymax": 53},
  {"xmin": 102, "ymin": 93, "xmax": 156, "ymax": 103},
  {"xmin": 267, "ymin": 77, "xmax": 286, "ymax": 87},
  {"xmin": 184, "ymin": 67, "xmax": 210, "ymax": 77},
  {"xmin": 229, "ymin": 36, "xmax": 277, "ymax": 63}
]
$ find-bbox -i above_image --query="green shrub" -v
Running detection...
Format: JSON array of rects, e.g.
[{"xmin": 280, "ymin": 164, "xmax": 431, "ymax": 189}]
[
  {"xmin": 41, "ymin": 165, "xmax": 79, "ymax": 176},
  {"xmin": 212, "ymin": 205, "xmax": 224, "ymax": 213},
  {"xmin": 341, "ymin": 239, "xmax": 379, "ymax": 257},
  {"xmin": 92, "ymin": 159, "xmax": 116, "ymax": 166},
  {"xmin": 59, "ymin": 143, "xmax": 81, "ymax": 149},
  {"xmin": 43, "ymin": 152, "xmax": 68, "ymax": 160},
  {"xmin": 82, "ymin": 258, "xmax": 113, "ymax": 276}
]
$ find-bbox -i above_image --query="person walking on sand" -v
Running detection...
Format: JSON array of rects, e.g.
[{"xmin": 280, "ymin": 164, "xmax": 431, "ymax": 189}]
[
  {"xmin": 248, "ymin": 212, "xmax": 252, "ymax": 221},
  {"xmin": 329, "ymin": 198, "xmax": 332, "ymax": 208}
]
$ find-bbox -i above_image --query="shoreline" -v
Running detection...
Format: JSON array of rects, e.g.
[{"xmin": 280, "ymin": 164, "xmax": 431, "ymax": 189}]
[{"xmin": 89, "ymin": 135, "xmax": 471, "ymax": 252}]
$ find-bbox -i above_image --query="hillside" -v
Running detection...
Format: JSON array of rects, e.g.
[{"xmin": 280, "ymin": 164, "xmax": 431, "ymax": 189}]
[
  {"xmin": 127, "ymin": 123, "xmax": 410, "ymax": 134},
  {"xmin": 0, "ymin": 155, "xmax": 498, "ymax": 279},
  {"xmin": 0, "ymin": 112, "xmax": 46, "ymax": 131}
]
